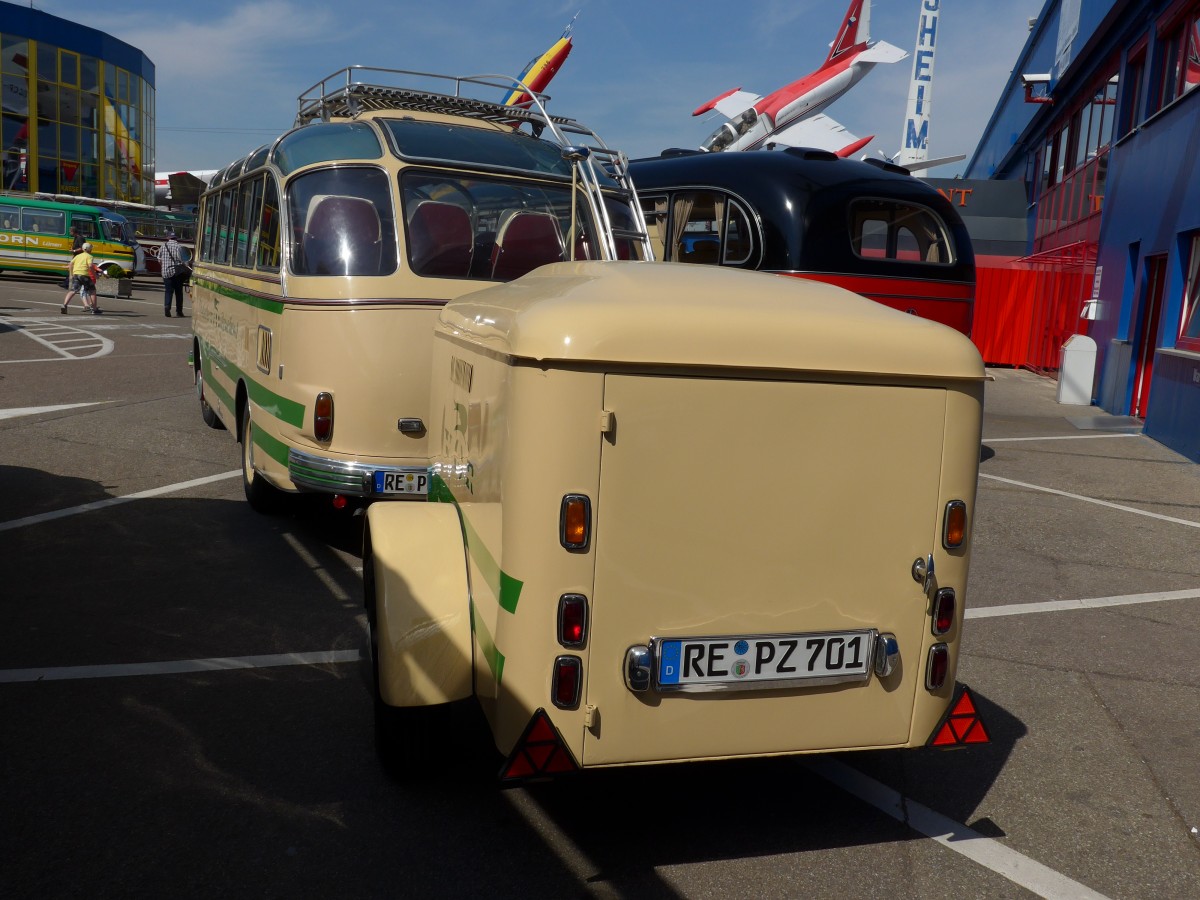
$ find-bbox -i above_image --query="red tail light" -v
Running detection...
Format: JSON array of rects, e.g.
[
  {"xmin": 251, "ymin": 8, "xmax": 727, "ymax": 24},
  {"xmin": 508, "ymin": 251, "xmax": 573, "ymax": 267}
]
[
  {"xmin": 552, "ymin": 655, "xmax": 582, "ymax": 709},
  {"xmin": 314, "ymin": 391, "xmax": 334, "ymax": 442},
  {"xmin": 926, "ymin": 643, "xmax": 949, "ymax": 690},
  {"xmin": 932, "ymin": 588, "xmax": 956, "ymax": 635},
  {"xmin": 557, "ymin": 594, "xmax": 588, "ymax": 648}
]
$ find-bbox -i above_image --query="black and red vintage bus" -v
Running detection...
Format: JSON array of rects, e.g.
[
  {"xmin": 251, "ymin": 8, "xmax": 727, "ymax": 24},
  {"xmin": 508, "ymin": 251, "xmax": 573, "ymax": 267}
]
[{"xmin": 629, "ymin": 148, "xmax": 975, "ymax": 336}]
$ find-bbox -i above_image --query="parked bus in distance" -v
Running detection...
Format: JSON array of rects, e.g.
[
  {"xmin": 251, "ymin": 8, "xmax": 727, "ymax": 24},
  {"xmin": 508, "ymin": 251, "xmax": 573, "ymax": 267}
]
[
  {"xmin": 629, "ymin": 148, "xmax": 976, "ymax": 336},
  {"xmin": 28, "ymin": 192, "xmax": 193, "ymax": 275},
  {"xmin": 0, "ymin": 194, "xmax": 137, "ymax": 278},
  {"xmin": 120, "ymin": 206, "xmax": 195, "ymax": 276},
  {"xmin": 189, "ymin": 67, "xmax": 650, "ymax": 516}
]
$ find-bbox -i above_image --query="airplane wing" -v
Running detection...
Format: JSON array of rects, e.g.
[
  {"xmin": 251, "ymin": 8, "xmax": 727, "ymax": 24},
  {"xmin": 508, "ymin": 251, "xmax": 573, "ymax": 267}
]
[
  {"xmin": 760, "ymin": 113, "xmax": 873, "ymax": 157},
  {"xmin": 856, "ymin": 40, "xmax": 908, "ymax": 65},
  {"xmin": 896, "ymin": 153, "xmax": 967, "ymax": 173},
  {"xmin": 692, "ymin": 88, "xmax": 763, "ymax": 119}
]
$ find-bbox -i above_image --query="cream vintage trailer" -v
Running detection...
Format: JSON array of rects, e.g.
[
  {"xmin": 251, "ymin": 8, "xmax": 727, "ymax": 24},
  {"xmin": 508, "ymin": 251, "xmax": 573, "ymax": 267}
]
[{"xmin": 364, "ymin": 260, "xmax": 989, "ymax": 778}]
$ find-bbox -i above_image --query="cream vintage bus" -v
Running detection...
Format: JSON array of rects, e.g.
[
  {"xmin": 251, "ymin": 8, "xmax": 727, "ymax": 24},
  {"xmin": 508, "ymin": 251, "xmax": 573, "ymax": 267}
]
[
  {"xmin": 366, "ymin": 258, "xmax": 990, "ymax": 774},
  {"xmin": 190, "ymin": 68, "xmax": 648, "ymax": 512}
]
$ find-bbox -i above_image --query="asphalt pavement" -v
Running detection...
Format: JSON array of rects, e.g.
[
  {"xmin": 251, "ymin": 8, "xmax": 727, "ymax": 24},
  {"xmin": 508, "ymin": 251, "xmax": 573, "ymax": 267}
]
[{"xmin": 2, "ymin": 270, "xmax": 1199, "ymax": 899}]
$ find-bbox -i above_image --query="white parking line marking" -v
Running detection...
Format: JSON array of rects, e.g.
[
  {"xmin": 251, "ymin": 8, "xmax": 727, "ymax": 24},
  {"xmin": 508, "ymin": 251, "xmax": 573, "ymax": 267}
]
[
  {"xmin": 0, "ymin": 320, "xmax": 113, "ymax": 360},
  {"xmin": 980, "ymin": 473, "xmax": 1200, "ymax": 529},
  {"xmin": 0, "ymin": 470, "xmax": 240, "ymax": 532},
  {"xmin": 0, "ymin": 650, "xmax": 362, "ymax": 684},
  {"xmin": 969, "ymin": 588, "xmax": 1200, "ymax": 619},
  {"xmin": 0, "ymin": 402, "xmax": 110, "ymax": 420},
  {"xmin": 983, "ymin": 434, "xmax": 1142, "ymax": 443},
  {"xmin": 806, "ymin": 758, "xmax": 1112, "ymax": 900}
]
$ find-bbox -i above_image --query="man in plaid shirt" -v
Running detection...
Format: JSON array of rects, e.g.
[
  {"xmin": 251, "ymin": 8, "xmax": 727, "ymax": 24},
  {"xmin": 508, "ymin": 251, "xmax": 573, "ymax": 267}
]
[{"xmin": 160, "ymin": 232, "xmax": 189, "ymax": 317}]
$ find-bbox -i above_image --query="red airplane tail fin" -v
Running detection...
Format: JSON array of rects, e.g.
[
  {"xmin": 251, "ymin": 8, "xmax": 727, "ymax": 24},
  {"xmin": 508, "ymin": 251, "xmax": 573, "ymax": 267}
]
[{"xmin": 826, "ymin": 0, "xmax": 869, "ymax": 65}]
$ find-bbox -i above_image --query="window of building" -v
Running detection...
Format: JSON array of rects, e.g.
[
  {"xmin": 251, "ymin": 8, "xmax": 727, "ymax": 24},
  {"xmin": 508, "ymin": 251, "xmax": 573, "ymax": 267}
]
[
  {"xmin": 1121, "ymin": 47, "xmax": 1146, "ymax": 133},
  {"xmin": 1156, "ymin": 5, "xmax": 1200, "ymax": 110},
  {"xmin": 1178, "ymin": 233, "xmax": 1200, "ymax": 353}
]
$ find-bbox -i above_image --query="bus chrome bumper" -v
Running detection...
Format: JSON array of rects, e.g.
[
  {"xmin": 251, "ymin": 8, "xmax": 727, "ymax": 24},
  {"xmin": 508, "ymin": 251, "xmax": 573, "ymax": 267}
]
[{"xmin": 288, "ymin": 448, "xmax": 430, "ymax": 498}]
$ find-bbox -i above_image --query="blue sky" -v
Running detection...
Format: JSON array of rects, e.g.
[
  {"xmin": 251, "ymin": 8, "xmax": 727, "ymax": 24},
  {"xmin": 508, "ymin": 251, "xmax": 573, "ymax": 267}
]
[{"xmin": 37, "ymin": 0, "xmax": 1046, "ymax": 178}]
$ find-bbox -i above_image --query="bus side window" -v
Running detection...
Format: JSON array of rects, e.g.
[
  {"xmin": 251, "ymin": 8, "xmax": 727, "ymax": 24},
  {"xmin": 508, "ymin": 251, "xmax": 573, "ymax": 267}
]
[
  {"xmin": 0, "ymin": 204, "xmax": 17, "ymax": 229},
  {"xmin": 850, "ymin": 199, "xmax": 954, "ymax": 265},
  {"xmin": 639, "ymin": 194, "xmax": 668, "ymax": 261}
]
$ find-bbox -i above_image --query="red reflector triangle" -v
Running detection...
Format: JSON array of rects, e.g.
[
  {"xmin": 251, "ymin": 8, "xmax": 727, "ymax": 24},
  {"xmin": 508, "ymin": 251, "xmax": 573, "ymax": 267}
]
[
  {"xmin": 544, "ymin": 747, "xmax": 578, "ymax": 773},
  {"xmin": 503, "ymin": 752, "xmax": 536, "ymax": 779},
  {"xmin": 499, "ymin": 708, "xmax": 581, "ymax": 780},
  {"xmin": 526, "ymin": 743, "xmax": 555, "ymax": 770},
  {"xmin": 931, "ymin": 722, "xmax": 957, "ymax": 746},
  {"xmin": 927, "ymin": 686, "xmax": 991, "ymax": 747},
  {"xmin": 528, "ymin": 716, "xmax": 557, "ymax": 744},
  {"xmin": 962, "ymin": 719, "xmax": 990, "ymax": 744},
  {"xmin": 950, "ymin": 690, "xmax": 977, "ymax": 717}
]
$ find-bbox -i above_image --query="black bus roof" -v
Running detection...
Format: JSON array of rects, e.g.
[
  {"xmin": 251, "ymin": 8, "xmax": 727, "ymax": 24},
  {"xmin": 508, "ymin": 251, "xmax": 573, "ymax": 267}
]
[{"xmin": 629, "ymin": 148, "xmax": 975, "ymax": 276}]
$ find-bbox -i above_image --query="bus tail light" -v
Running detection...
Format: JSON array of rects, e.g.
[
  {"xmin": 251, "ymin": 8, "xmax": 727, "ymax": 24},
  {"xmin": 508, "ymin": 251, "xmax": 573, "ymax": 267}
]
[
  {"xmin": 499, "ymin": 708, "xmax": 580, "ymax": 781},
  {"xmin": 926, "ymin": 643, "xmax": 949, "ymax": 690},
  {"xmin": 560, "ymin": 494, "xmax": 591, "ymax": 550},
  {"xmin": 943, "ymin": 500, "xmax": 967, "ymax": 548},
  {"xmin": 932, "ymin": 588, "xmax": 956, "ymax": 635},
  {"xmin": 314, "ymin": 392, "xmax": 334, "ymax": 442},
  {"xmin": 558, "ymin": 594, "xmax": 588, "ymax": 648},
  {"xmin": 552, "ymin": 656, "xmax": 582, "ymax": 709}
]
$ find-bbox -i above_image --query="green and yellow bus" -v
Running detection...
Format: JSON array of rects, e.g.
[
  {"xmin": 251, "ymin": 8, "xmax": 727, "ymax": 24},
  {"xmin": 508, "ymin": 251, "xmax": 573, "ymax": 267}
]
[
  {"xmin": 0, "ymin": 195, "xmax": 137, "ymax": 278},
  {"xmin": 190, "ymin": 67, "xmax": 650, "ymax": 513}
]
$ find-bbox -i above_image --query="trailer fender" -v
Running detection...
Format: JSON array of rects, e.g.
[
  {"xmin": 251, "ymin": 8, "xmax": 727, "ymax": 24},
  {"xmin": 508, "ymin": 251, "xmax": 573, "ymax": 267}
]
[{"xmin": 365, "ymin": 502, "xmax": 472, "ymax": 707}]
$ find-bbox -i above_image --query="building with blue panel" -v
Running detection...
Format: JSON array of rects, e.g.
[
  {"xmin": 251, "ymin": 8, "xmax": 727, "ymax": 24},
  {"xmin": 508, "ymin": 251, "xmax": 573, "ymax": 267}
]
[
  {"xmin": 967, "ymin": 0, "xmax": 1200, "ymax": 462},
  {"xmin": 1, "ymin": 1, "xmax": 155, "ymax": 203}
]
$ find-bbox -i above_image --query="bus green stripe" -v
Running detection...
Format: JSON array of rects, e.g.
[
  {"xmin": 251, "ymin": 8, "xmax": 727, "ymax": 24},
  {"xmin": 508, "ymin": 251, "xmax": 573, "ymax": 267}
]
[
  {"xmin": 470, "ymin": 599, "xmax": 505, "ymax": 684},
  {"xmin": 431, "ymin": 474, "xmax": 524, "ymax": 615},
  {"xmin": 252, "ymin": 420, "xmax": 291, "ymax": 467},
  {"xmin": 201, "ymin": 350, "xmax": 234, "ymax": 411},
  {"xmin": 198, "ymin": 337, "xmax": 305, "ymax": 429},
  {"xmin": 198, "ymin": 277, "xmax": 284, "ymax": 315},
  {"xmin": 246, "ymin": 379, "xmax": 305, "ymax": 428}
]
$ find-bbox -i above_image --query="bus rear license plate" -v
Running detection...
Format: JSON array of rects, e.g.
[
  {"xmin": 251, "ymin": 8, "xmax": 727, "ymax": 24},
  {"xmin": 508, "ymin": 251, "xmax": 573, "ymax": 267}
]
[
  {"xmin": 374, "ymin": 471, "xmax": 429, "ymax": 495},
  {"xmin": 656, "ymin": 630, "xmax": 874, "ymax": 690}
]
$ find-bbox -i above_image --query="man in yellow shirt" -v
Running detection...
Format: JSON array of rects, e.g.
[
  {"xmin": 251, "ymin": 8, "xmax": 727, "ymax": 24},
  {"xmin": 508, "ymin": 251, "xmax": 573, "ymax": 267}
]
[{"xmin": 61, "ymin": 243, "xmax": 101, "ymax": 314}]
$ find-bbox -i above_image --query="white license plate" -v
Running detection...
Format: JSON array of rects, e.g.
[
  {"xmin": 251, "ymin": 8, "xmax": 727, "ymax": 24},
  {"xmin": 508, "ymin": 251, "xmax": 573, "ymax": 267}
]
[
  {"xmin": 373, "ymin": 470, "xmax": 429, "ymax": 495},
  {"xmin": 655, "ymin": 630, "xmax": 875, "ymax": 692}
]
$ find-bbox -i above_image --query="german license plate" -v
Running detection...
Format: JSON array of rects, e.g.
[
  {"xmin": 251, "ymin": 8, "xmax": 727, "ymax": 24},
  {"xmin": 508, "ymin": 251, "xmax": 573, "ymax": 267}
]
[
  {"xmin": 373, "ymin": 470, "xmax": 429, "ymax": 495},
  {"xmin": 655, "ymin": 630, "xmax": 875, "ymax": 692}
]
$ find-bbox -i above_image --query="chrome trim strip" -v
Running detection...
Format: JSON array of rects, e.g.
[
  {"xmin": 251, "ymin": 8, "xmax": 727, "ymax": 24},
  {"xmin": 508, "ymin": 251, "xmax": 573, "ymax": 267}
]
[{"xmin": 287, "ymin": 447, "xmax": 429, "ymax": 497}]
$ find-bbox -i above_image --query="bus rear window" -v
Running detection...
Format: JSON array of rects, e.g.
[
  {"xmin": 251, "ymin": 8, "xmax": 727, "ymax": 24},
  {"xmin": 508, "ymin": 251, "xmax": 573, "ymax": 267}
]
[
  {"xmin": 288, "ymin": 166, "xmax": 397, "ymax": 277},
  {"xmin": 849, "ymin": 199, "xmax": 954, "ymax": 265}
]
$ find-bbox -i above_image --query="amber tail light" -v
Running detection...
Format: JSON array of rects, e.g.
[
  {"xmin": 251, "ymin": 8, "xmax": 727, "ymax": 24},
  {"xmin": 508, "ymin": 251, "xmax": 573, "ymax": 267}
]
[{"xmin": 559, "ymin": 494, "xmax": 591, "ymax": 550}]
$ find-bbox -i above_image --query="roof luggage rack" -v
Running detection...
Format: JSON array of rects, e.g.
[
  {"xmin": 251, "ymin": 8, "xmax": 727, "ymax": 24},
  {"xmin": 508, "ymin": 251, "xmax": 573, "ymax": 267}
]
[{"xmin": 295, "ymin": 67, "xmax": 653, "ymax": 262}]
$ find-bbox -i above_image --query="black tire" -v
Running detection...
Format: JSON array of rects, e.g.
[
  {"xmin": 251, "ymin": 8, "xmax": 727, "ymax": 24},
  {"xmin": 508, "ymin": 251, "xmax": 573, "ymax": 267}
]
[
  {"xmin": 195, "ymin": 355, "xmax": 225, "ymax": 430},
  {"xmin": 240, "ymin": 402, "xmax": 284, "ymax": 514}
]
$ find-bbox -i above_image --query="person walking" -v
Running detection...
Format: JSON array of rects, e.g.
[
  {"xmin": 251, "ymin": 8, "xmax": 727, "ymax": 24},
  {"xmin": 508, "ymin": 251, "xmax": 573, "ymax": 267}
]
[
  {"xmin": 61, "ymin": 242, "xmax": 101, "ymax": 314},
  {"xmin": 160, "ymin": 231, "xmax": 189, "ymax": 317}
]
